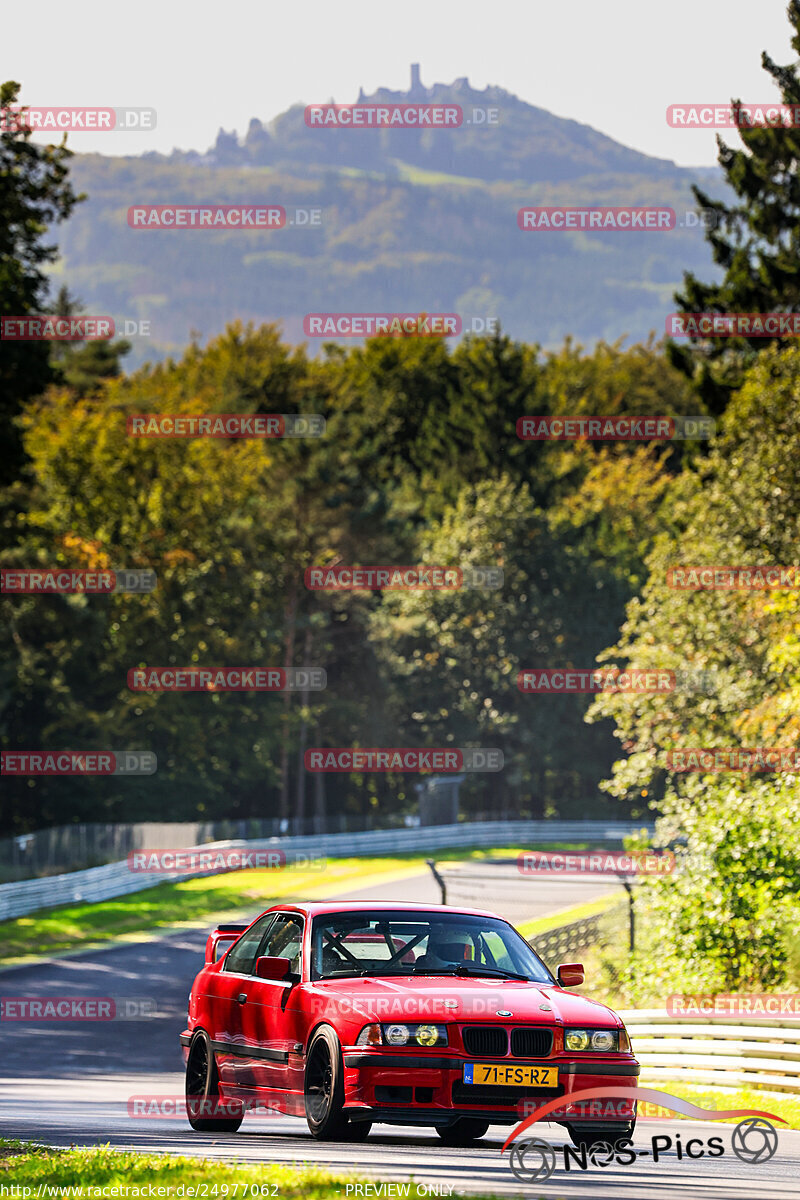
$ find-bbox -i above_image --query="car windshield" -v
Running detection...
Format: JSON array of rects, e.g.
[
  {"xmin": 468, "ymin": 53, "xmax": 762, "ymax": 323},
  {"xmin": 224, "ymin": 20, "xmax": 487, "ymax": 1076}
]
[{"xmin": 310, "ymin": 911, "xmax": 554, "ymax": 983}]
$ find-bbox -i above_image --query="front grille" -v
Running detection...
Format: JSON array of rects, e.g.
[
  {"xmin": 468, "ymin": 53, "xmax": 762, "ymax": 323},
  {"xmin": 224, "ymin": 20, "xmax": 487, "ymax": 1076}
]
[
  {"xmin": 462, "ymin": 1026, "xmax": 507, "ymax": 1057},
  {"xmin": 452, "ymin": 1081, "xmax": 564, "ymax": 1108},
  {"xmin": 510, "ymin": 1027, "xmax": 553, "ymax": 1057}
]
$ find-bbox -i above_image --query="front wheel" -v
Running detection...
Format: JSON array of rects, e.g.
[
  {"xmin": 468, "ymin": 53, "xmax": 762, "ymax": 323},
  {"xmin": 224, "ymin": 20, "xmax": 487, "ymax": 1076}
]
[
  {"xmin": 305, "ymin": 1026, "xmax": 349, "ymax": 1139},
  {"xmin": 345, "ymin": 1119, "xmax": 373, "ymax": 1141},
  {"xmin": 185, "ymin": 1030, "xmax": 243, "ymax": 1132},
  {"xmin": 566, "ymin": 1121, "xmax": 635, "ymax": 1149},
  {"xmin": 436, "ymin": 1119, "xmax": 490, "ymax": 1145}
]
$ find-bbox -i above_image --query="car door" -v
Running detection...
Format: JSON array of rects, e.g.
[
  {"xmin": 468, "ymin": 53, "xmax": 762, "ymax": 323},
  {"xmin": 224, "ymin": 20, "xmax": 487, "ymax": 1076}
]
[
  {"xmin": 209, "ymin": 913, "xmax": 277, "ymax": 1088},
  {"xmin": 237, "ymin": 912, "xmax": 305, "ymax": 1098}
]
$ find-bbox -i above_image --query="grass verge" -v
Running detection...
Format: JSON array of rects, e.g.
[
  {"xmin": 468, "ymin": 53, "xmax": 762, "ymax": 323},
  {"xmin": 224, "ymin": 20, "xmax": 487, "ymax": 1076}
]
[
  {"xmin": 517, "ymin": 892, "xmax": 623, "ymax": 940},
  {"xmin": 0, "ymin": 1140, "xmax": 439, "ymax": 1195},
  {"xmin": 636, "ymin": 1081, "xmax": 800, "ymax": 1129}
]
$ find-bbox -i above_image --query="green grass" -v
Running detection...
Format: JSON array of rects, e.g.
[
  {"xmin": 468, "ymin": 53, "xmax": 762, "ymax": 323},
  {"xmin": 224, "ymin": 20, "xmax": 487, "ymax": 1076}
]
[
  {"xmin": 0, "ymin": 843, "xmax": 594, "ymax": 965},
  {"xmin": 0, "ymin": 1141, "xmax": 470, "ymax": 1196},
  {"xmin": 388, "ymin": 159, "xmax": 486, "ymax": 188},
  {"xmin": 635, "ymin": 1082, "xmax": 800, "ymax": 1130},
  {"xmin": 0, "ymin": 856, "xmax": 417, "ymax": 964}
]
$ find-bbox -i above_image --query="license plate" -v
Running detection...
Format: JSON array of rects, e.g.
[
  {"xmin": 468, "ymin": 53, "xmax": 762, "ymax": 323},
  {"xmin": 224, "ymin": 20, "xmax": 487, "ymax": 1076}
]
[{"xmin": 463, "ymin": 1063, "xmax": 559, "ymax": 1087}]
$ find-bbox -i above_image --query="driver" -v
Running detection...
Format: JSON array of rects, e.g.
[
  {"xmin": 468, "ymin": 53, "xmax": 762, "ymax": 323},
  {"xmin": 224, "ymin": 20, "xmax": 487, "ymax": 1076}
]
[{"xmin": 417, "ymin": 928, "xmax": 474, "ymax": 968}]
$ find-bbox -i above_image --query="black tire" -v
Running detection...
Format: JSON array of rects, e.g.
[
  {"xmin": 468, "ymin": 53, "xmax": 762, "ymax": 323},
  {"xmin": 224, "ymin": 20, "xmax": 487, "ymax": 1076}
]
[
  {"xmin": 345, "ymin": 1119, "xmax": 373, "ymax": 1141},
  {"xmin": 436, "ymin": 1119, "xmax": 490, "ymax": 1145},
  {"xmin": 185, "ymin": 1030, "xmax": 244, "ymax": 1132},
  {"xmin": 566, "ymin": 1121, "xmax": 635, "ymax": 1149},
  {"xmin": 305, "ymin": 1026, "xmax": 349, "ymax": 1139}
]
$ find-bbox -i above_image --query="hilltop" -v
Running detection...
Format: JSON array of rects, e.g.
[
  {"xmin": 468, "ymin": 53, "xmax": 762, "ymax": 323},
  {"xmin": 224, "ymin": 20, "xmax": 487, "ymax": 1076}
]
[{"xmin": 57, "ymin": 66, "xmax": 724, "ymax": 366}]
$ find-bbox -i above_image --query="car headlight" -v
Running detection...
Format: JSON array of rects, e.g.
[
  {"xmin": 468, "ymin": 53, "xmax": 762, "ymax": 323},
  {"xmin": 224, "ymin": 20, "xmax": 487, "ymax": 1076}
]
[
  {"xmin": 354, "ymin": 1022, "xmax": 449, "ymax": 1047},
  {"xmin": 564, "ymin": 1028, "xmax": 620, "ymax": 1052},
  {"xmin": 385, "ymin": 1024, "xmax": 410, "ymax": 1046},
  {"xmin": 383, "ymin": 1022, "xmax": 448, "ymax": 1047}
]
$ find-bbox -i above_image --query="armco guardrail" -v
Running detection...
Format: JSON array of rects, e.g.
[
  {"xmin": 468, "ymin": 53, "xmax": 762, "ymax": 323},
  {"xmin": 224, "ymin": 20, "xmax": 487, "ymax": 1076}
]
[
  {"xmin": 0, "ymin": 820, "xmax": 649, "ymax": 921},
  {"xmin": 622, "ymin": 1009, "xmax": 800, "ymax": 1094},
  {"xmin": 530, "ymin": 904, "xmax": 626, "ymax": 966}
]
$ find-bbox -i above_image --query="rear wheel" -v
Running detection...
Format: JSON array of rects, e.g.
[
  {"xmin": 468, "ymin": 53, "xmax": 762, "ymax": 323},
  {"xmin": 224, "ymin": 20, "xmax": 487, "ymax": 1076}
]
[
  {"xmin": 436, "ymin": 1119, "xmax": 490, "ymax": 1145},
  {"xmin": 185, "ymin": 1030, "xmax": 243, "ymax": 1132},
  {"xmin": 305, "ymin": 1026, "xmax": 349, "ymax": 1139}
]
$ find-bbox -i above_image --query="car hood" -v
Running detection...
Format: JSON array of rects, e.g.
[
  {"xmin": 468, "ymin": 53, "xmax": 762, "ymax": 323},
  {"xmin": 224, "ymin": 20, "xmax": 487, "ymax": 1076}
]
[{"xmin": 305, "ymin": 974, "xmax": 622, "ymax": 1026}]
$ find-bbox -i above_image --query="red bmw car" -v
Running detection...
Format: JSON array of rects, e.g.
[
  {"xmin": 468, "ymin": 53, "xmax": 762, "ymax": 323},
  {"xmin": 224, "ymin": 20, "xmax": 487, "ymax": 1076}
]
[{"xmin": 181, "ymin": 901, "xmax": 639, "ymax": 1145}]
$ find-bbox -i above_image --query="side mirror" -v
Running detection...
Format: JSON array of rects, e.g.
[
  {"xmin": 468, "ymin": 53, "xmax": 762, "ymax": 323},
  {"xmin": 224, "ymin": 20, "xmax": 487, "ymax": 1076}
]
[
  {"xmin": 557, "ymin": 963, "xmax": 585, "ymax": 987},
  {"xmin": 255, "ymin": 955, "xmax": 292, "ymax": 980}
]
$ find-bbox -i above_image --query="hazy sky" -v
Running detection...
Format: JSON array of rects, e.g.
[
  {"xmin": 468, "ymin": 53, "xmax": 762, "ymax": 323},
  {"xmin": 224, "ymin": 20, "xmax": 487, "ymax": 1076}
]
[{"xmin": 3, "ymin": 0, "xmax": 794, "ymax": 166}]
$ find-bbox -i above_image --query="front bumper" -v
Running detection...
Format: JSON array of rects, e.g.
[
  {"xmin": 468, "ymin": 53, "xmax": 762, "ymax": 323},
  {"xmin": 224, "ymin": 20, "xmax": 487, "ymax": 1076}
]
[{"xmin": 342, "ymin": 1051, "xmax": 639, "ymax": 1125}]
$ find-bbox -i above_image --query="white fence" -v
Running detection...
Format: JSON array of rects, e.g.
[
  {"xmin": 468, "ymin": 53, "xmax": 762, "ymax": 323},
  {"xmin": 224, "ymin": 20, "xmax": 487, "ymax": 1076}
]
[
  {"xmin": 0, "ymin": 820, "xmax": 649, "ymax": 921},
  {"xmin": 622, "ymin": 1009, "xmax": 800, "ymax": 1094}
]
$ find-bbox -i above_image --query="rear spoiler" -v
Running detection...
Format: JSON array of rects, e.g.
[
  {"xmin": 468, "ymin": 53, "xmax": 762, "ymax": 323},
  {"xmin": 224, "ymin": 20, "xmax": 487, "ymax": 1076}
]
[{"xmin": 206, "ymin": 922, "xmax": 249, "ymax": 964}]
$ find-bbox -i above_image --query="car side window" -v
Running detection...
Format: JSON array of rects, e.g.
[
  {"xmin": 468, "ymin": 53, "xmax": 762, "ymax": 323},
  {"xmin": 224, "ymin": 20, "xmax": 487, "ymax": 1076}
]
[
  {"xmin": 223, "ymin": 914, "xmax": 275, "ymax": 975},
  {"xmin": 259, "ymin": 913, "xmax": 304, "ymax": 976},
  {"xmin": 479, "ymin": 931, "xmax": 516, "ymax": 972}
]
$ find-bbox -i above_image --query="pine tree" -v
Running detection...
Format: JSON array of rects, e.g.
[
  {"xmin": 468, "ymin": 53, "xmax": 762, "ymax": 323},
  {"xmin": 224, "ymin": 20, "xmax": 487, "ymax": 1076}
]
[
  {"xmin": 668, "ymin": 0, "xmax": 800, "ymax": 413},
  {"xmin": 0, "ymin": 81, "xmax": 83, "ymax": 485}
]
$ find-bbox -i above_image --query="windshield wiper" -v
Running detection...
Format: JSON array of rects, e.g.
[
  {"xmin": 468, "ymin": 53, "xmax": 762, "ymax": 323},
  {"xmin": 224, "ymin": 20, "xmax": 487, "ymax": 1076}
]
[
  {"xmin": 411, "ymin": 966, "xmax": 530, "ymax": 981},
  {"xmin": 453, "ymin": 965, "xmax": 530, "ymax": 981}
]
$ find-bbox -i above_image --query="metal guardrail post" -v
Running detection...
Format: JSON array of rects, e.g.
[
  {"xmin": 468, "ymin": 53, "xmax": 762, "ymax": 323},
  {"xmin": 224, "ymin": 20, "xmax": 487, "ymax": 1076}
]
[
  {"xmin": 426, "ymin": 858, "xmax": 447, "ymax": 905},
  {"xmin": 621, "ymin": 879, "xmax": 635, "ymax": 953}
]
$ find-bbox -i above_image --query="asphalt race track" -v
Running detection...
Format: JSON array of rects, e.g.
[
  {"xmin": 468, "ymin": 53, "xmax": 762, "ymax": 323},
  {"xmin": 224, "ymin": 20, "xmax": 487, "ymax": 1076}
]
[{"xmin": 1, "ymin": 871, "xmax": 798, "ymax": 1198}]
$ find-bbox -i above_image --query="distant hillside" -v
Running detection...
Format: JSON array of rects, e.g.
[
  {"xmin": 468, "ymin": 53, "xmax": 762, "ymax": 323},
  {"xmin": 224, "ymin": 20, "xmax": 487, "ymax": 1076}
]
[
  {"xmin": 56, "ymin": 67, "xmax": 725, "ymax": 367},
  {"xmin": 178, "ymin": 66, "xmax": 687, "ymax": 185}
]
